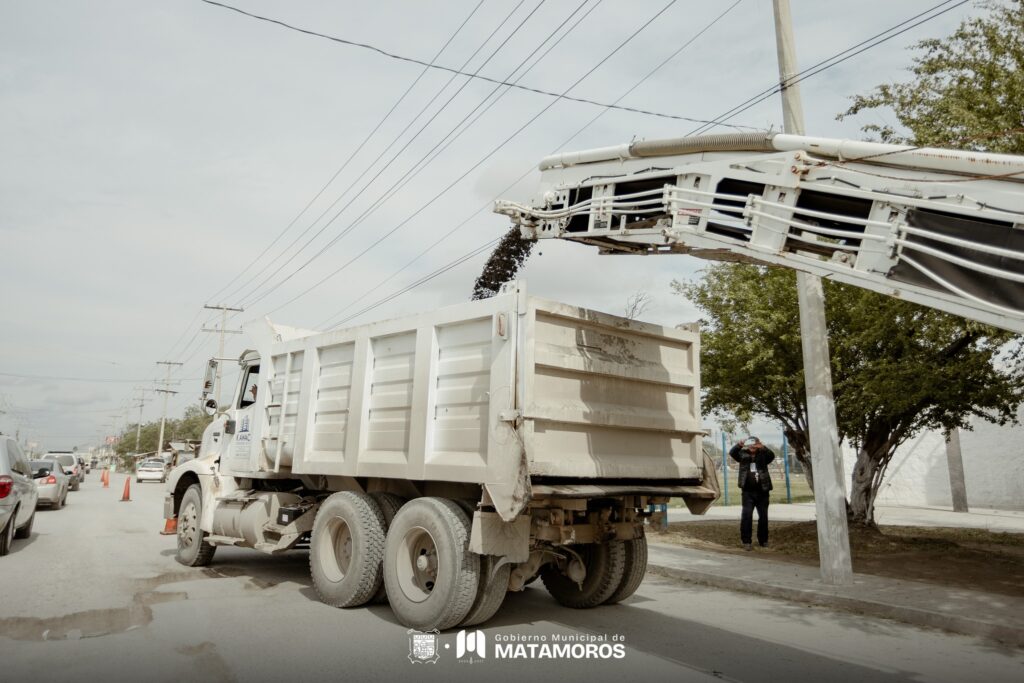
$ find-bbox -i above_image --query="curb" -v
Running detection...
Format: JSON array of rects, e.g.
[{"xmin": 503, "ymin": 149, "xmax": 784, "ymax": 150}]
[{"xmin": 647, "ymin": 563, "xmax": 1024, "ymax": 649}]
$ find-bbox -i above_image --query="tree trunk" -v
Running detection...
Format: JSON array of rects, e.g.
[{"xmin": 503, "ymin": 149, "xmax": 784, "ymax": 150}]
[
  {"xmin": 848, "ymin": 446, "xmax": 879, "ymax": 526},
  {"xmin": 784, "ymin": 427, "xmax": 813, "ymax": 493}
]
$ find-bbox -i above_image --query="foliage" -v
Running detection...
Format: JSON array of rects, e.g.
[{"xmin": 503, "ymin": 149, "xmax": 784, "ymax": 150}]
[
  {"xmin": 471, "ymin": 228, "xmax": 536, "ymax": 300},
  {"xmin": 114, "ymin": 404, "xmax": 211, "ymax": 456},
  {"xmin": 675, "ymin": 264, "xmax": 1023, "ymax": 525},
  {"xmin": 839, "ymin": 0, "xmax": 1024, "ymax": 154}
]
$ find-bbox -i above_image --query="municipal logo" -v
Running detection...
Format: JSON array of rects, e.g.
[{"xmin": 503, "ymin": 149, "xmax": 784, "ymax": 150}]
[{"xmin": 407, "ymin": 629, "xmax": 440, "ymax": 664}]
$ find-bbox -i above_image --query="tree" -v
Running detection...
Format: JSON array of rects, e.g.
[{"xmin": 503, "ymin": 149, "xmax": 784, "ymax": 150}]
[
  {"xmin": 115, "ymin": 404, "xmax": 211, "ymax": 457},
  {"xmin": 675, "ymin": 264, "xmax": 1023, "ymax": 525},
  {"xmin": 471, "ymin": 228, "xmax": 536, "ymax": 300},
  {"xmin": 839, "ymin": 0, "xmax": 1024, "ymax": 154}
]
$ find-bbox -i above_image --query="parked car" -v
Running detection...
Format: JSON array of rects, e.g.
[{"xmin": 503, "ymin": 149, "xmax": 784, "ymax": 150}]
[
  {"xmin": 42, "ymin": 452, "xmax": 82, "ymax": 491},
  {"xmin": 136, "ymin": 459, "xmax": 169, "ymax": 484},
  {"xmin": 30, "ymin": 460, "xmax": 69, "ymax": 509},
  {"xmin": 1, "ymin": 436, "xmax": 39, "ymax": 555}
]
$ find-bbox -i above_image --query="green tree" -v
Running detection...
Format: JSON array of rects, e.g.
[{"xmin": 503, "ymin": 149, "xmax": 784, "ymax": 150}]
[
  {"xmin": 676, "ymin": 264, "xmax": 1022, "ymax": 526},
  {"xmin": 839, "ymin": 0, "xmax": 1024, "ymax": 154},
  {"xmin": 115, "ymin": 404, "xmax": 211, "ymax": 457}
]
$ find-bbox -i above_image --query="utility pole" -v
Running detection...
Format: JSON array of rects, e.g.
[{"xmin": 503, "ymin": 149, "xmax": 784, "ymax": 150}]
[
  {"xmin": 772, "ymin": 0, "xmax": 853, "ymax": 585},
  {"xmin": 132, "ymin": 387, "xmax": 148, "ymax": 455},
  {"xmin": 155, "ymin": 361, "xmax": 183, "ymax": 461},
  {"xmin": 203, "ymin": 304, "xmax": 244, "ymax": 407}
]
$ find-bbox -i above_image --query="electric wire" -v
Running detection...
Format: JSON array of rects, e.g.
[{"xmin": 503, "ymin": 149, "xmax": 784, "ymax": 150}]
[
  {"xmin": 208, "ymin": 0, "xmax": 488, "ymax": 304},
  {"xmin": 317, "ymin": 0, "xmax": 747, "ymax": 329},
  {"xmin": 686, "ymin": 0, "xmax": 970, "ymax": 136},
  {"xmin": 254, "ymin": 0, "xmax": 681, "ymax": 316},
  {"xmin": 236, "ymin": 0, "xmax": 546, "ymax": 307},
  {"xmin": 200, "ymin": 0, "xmax": 747, "ymax": 125}
]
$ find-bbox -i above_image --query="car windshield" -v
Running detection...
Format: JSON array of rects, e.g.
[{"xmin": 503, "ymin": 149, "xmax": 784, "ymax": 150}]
[
  {"xmin": 45, "ymin": 455, "xmax": 76, "ymax": 467},
  {"xmin": 31, "ymin": 461, "xmax": 55, "ymax": 473},
  {"xmin": 142, "ymin": 461, "xmax": 163, "ymax": 467}
]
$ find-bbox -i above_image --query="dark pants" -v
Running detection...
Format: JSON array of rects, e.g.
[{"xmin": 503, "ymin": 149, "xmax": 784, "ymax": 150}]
[{"xmin": 741, "ymin": 489, "xmax": 770, "ymax": 545}]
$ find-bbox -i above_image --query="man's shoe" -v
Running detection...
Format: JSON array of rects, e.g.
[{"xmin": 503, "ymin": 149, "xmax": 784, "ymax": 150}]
[{"xmin": 742, "ymin": 543, "xmax": 753, "ymax": 551}]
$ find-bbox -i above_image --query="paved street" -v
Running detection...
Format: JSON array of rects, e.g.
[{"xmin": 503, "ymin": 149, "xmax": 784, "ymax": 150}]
[{"xmin": 1, "ymin": 476, "xmax": 1022, "ymax": 683}]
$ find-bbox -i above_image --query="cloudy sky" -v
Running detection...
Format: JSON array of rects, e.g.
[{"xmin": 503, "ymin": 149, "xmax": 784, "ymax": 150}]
[{"xmin": 0, "ymin": 0, "xmax": 980, "ymax": 450}]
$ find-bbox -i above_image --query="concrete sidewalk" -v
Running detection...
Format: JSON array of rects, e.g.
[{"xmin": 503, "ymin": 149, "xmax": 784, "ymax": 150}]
[
  {"xmin": 668, "ymin": 502, "xmax": 1024, "ymax": 534},
  {"xmin": 647, "ymin": 542, "xmax": 1024, "ymax": 648}
]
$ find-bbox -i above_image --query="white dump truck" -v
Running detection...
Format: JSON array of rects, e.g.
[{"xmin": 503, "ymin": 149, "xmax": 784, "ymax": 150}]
[{"xmin": 164, "ymin": 282, "xmax": 718, "ymax": 630}]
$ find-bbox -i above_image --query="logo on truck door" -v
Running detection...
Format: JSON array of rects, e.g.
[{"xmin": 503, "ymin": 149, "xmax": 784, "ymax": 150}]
[{"xmin": 234, "ymin": 415, "xmax": 251, "ymax": 458}]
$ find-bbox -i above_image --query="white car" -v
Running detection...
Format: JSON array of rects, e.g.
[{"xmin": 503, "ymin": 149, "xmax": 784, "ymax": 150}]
[{"xmin": 136, "ymin": 459, "xmax": 169, "ymax": 483}]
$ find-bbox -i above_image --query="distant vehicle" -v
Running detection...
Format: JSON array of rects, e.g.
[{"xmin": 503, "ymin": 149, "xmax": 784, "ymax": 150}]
[
  {"xmin": 137, "ymin": 459, "xmax": 169, "ymax": 484},
  {"xmin": 90, "ymin": 457, "xmax": 98, "ymax": 468},
  {"xmin": 30, "ymin": 460, "xmax": 69, "ymax": 509},
  {"xmin": 42, "ymin": 453, "xmax": 82, "ymax": 491},
  {"xmin": 79, "ymin": 456, "xmax": 90, "ymax": 476},
  {"xmin": 1, "ymin": 437, "xmax": 40, "ymax": 555}
]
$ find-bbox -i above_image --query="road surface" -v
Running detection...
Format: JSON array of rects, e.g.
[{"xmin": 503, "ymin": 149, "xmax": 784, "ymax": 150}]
[{"xmin": 1, "ymin": 474, "xmax": 1021, "ymax": 682}]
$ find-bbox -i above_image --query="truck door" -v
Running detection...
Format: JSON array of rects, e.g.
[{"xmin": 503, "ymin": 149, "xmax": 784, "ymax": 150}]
[{"xmin": 226, "ymin": 361, "xmax": 262, "ymax": 473}]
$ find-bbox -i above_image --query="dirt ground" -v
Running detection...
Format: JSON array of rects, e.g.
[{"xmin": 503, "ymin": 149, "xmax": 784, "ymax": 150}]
[{"xmin": 656, "ymin": 520, "xmax": 1024, "ymax": 598}]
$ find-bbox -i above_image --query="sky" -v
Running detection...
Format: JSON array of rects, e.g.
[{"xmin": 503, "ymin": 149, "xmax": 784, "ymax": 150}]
[{"xmin": 0, "ymin": 0, "xmax": 983, "ymax": 451}]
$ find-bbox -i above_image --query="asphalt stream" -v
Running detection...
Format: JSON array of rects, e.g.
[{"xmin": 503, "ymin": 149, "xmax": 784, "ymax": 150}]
[{"xmin": 1, "ymin": 474, "xmax": 1021, "ymax": 683}]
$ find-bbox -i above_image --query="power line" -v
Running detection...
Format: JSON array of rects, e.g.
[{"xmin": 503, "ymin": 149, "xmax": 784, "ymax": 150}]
[
  {"xmin": 0, "ymin": 371, "xmax": 196, "ymax": 384},
  {"xmin": 208, "ymin": 0, "xmax": 489, "ymax": 305},
  {"xmin": 235, "ymin": 0, "xmax": 547, "ymax": 308},
  {"xmin": 200, "ymin": 0, "xmax": 750, "ymax": 126},
  {"xmin": 686, "ymin": 0, "xmax": 969, "ymax": 136},
  {"xmin": 317, "ymin": 0, "xmax": 748, "ymax": 329},
  {"xmin": 251, "ymin": 0, "xmax": 682, "ymax": 316},
  {"xmin": 331, "ymin": 238, "xmax": 501, "ymax": 329}
]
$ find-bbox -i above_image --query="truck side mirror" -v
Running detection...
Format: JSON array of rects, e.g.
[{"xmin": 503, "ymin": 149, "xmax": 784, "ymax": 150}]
[
  {"xmin": 202, "ymin": 359, "xmax": 218, "ymax": 400},
  {"xmin": 203, "ymin": 398, "xmax": 219, "ymax": 416}
]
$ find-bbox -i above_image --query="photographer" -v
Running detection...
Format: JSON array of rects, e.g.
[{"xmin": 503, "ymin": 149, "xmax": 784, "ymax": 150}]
[{"xmin": 729, "ymin": 436, "xmax": 775, "ymax": 550}]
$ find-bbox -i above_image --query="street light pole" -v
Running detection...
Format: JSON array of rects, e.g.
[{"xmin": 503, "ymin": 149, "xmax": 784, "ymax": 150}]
[{"xmin": 772, "ymin": 0, "xmax": 853, "ymax": 585}]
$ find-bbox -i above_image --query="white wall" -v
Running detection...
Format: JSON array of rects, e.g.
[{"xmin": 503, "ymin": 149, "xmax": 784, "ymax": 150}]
[{"xmin": 841, "ymin": 405, "xmax": 1024, "ymax": 511}]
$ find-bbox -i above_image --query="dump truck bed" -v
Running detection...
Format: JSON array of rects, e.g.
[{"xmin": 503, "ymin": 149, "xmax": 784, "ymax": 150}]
[{"xmin": 237, "ymin": 283, "xmax": 703, "ymax": 518}]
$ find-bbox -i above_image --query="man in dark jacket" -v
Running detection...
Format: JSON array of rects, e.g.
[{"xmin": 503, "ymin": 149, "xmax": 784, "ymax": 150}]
[{"xmin": 729, "ymin": 436, "xmax": 775, "ymax": 550}]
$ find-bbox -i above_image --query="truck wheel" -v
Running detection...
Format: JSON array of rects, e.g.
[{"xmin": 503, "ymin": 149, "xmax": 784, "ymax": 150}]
[
  {"xmin": 310, "ymin": 491, "xmax": 387, "ymax": 608},
  {"xmin": 383, "ymin": 497, "xmax": 479, "ymax": 630},
  {"xmin": 461, "ymin": 555, "xmax": 511, "ymax": 627},
  {"xmin": 369, "ymin": 492, "xmax": 406, "ymax": 604},
  {"xmin": 14, "ymin": 510, "xmax": 34, "ymax": 539},
  {"xmin": 176, "ymin": 484, "xmax": 217, "ymax": 567},
  {"xmin": 541, "ymin": 541, "xmax": 626, "ymax": 609},
  {"xmin": 604, "ymin": 536, "xmax": 647, "ymax": 604}
]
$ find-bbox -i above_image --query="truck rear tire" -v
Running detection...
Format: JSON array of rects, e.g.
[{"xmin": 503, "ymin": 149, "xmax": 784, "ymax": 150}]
[
  {"xmin": 369, "ymin": 492, "xmax": 406, "ymax": 604},
  {"xmin": 461, "ymin": 555, "xmax": 511, "ymax": 627},
  {"xmin": 604, "ymin": 536, "xmax": 647, "ymax": 604},
  {"xmin": 176, "ymin": 484, "xmax": 217, "ymax": 567},
  {"xmin": 310, "ymin": 491, "xmax": 387, "ymax": 608},
  {"xmin": 383, "ymin": 497, "xmax": 479, "ymax": 630},
  {"xmin": 541, "ymin": 541, "xmax": 626, "ymax": 609}
]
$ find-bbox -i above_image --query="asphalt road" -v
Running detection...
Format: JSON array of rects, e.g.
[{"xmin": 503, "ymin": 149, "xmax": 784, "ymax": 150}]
[{"xmin": 1, "ymin": 474, "xmax": 1021, "ymax": 683}]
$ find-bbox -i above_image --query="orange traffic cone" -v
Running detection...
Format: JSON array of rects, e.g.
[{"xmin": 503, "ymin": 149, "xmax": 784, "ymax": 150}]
[
  {"xmin": 102, "ymin": 469, "xmax": 109, "ymax": 488},
  {"xmin": 160, "ymin": 518, "xmax": 178, "ymax": 535},
  {"xmin": 119, "ymin": 476, "xmax": 131, "ymax": 502}
]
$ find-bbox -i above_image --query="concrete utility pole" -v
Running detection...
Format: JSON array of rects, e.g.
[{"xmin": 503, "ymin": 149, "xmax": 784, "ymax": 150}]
[
  {"xmin": 772, "ymin": 0, "xmax": 853, "ymax": 585},
  {"xmin": 945, "ymin": 429, "xmax": 969, "ymax": 512},
  {"xmin": 132, "ymin": 387, "xmax": 148, "ymax": 455},
  {"xmin": 155, "ymin": 361, "xmax": 183, "ymax": 461},
  {"xmin": 203, "ymin": 304, "xmax": 244, "ymax": 407}
]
